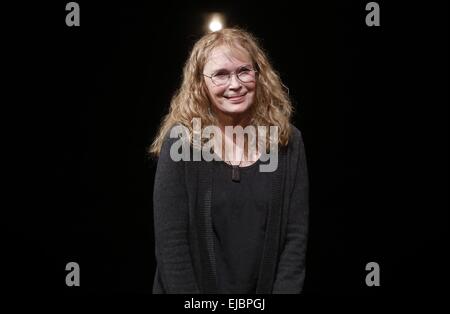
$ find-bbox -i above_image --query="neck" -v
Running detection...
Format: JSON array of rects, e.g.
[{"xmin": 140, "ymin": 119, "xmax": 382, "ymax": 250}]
[
  {"xmin": 215, "ymin": 112, "xmax": 255, "ymax": 162},
  {"xmin": 219, "ymin": 114, "xmax": 251, "ymax": 133},
  {"xmin": 211, "ymin": 106, "xmax": 250, "ymax": 130}
]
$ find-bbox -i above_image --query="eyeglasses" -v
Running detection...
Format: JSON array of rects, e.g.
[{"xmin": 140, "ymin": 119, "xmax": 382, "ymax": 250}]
[{"xmin": 203, "ymin": 65, "xmax": 258, "ymax": 86}]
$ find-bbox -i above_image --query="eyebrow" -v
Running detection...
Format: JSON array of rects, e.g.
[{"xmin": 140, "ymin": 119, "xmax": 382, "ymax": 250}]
[{"xmin": 210, "ymin": 64, "xmax": 253, "ymax": 73}]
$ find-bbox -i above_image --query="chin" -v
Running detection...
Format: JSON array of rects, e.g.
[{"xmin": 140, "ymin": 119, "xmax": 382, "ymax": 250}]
[
  {"xmin": 221, "ymin": 98, "xmax": 253, "ymax": 112},
  {"xmin": 221, "ymin": 103, "xmax": 251, "ymax": 115}
]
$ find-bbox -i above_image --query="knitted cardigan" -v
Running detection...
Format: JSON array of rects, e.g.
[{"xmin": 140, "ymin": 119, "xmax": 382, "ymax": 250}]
[{"xmin": 152, "ymin": 125, "xmax": 309, "ymax": 294}]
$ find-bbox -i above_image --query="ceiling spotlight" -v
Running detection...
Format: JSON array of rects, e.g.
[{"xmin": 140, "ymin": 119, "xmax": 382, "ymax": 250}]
[
  {"xmin": 209, "ymin": 19, "xmax": 222, "ymax": 32},
  {"xmin": 207, "ymin": 13, "xmax": 225, "ymax": 32}
]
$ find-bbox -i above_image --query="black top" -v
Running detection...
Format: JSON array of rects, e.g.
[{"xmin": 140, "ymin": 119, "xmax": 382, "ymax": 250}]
[
  {"xmin": 211, "ymin": 159, "xmax": 273, "ymax": 293},
  {"xmin": 153, "ymin": 125, "xmax": 309, "ymax": 294}
]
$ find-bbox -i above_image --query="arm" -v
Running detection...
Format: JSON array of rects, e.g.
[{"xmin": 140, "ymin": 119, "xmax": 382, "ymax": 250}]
[
  {"xmin": 153, "ymin": 135, "xmax": 200, "ymax": 293},
  {"xmin": 272, "ymin": 131, "xmax": 309, "ymax": 294}
]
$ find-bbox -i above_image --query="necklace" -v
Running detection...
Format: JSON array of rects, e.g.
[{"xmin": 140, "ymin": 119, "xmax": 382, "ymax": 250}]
[
  {"xmin": 231, "ymin": 159, "xmax": 243, "ymax": 182},
  {"xmin": 223, "ymin": 138, "xmax": 245, "ymax": 182},
  {"xmin": 227, "ymin": 148, "xmax": 246, "ymax": 183}
]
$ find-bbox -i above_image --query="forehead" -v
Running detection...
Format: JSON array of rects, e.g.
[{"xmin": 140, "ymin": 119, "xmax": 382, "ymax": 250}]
[{"xmin": 204, "ymin": 45, "xmax": 252, "ymax": 72}]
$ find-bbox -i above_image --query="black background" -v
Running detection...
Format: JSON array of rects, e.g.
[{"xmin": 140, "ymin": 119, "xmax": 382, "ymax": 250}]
[{"xmin": 5, "ymin": 0, "xmax": 448, "ymax": 299}]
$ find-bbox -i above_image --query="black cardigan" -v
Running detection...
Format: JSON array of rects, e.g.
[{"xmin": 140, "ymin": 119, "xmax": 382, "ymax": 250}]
[{"xmin": 152, "ymin": 125, "xmax": 309, "ymax": 294}]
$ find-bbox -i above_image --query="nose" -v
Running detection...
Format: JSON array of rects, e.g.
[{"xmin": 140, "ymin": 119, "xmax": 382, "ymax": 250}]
[{"xmin": 228, "ymin": 73, "xmax": 242, "ymax": 89}]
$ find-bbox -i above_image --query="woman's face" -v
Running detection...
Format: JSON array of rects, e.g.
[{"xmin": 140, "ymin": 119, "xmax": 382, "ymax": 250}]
[{"xmin": 203, "ymin": 45, "xmax": 256, "ymax": 122}]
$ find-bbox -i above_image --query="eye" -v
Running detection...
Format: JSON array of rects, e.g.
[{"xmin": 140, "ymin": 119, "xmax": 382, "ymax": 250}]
[
  {"xmin": 213, "ymin": 70, "xmax": 229, "ymax": 77},
  {"xmin": 213, "ymin": 72, "xmax": 229, "ymax": 82},
  {"xmin": 238, "ymin": 66, "xmax": 252, "ymax": 73}
]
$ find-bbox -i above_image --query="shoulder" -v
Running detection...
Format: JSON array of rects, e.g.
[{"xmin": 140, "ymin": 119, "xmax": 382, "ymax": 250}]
[
  {"xmin": 157, "ymin": 124, "xmax": 184, "ymax": 161},
  {"xmin": 285, "ymin": 124, "xmax": 308, "ymax": 182},
  {"xmin": 288, "ymin": 124, "xmax": 305, "ymax": 151},
  {"xmin": 286, "ymin": 124, "xmax": 307, "ymax": 167},
  {"xmin": 289, "ymin": 124, "xmax": 303, "ymax": 141},
  {"xmin": 160, "ymin": 123, "xmax": 189, "ymax": 151}
]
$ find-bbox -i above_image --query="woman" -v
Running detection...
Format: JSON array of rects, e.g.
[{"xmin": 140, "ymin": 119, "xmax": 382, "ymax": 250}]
[{"xmin": 150, "ymin": 28, "xmax": 309, "ymax": 294}]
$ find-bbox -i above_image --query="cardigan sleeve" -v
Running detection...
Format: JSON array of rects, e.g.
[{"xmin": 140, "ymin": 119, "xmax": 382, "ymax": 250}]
[
  {"xmin": 153, "ymin": 134, "xmax": 200, "ymax": 293},
  {"xmin": 272, "ymin": 129, "xmax": 309, "ymax": 294}
]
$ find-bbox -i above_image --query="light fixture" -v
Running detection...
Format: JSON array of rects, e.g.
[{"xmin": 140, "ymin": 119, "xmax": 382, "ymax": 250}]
[{"xmin": 206, "ymin": 13, "xmax": 225, "ymax": 33}]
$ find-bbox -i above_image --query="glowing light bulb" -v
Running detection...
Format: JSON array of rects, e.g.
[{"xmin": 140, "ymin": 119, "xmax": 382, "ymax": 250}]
[{"xmin": 209, "ymin": 19, "xmax": 222, "ymax": 32}]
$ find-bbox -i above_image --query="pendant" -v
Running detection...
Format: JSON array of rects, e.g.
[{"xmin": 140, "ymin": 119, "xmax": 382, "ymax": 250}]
[{"xmin": 232, "ymin": 165, "xmax": 240, "ymax": 182}]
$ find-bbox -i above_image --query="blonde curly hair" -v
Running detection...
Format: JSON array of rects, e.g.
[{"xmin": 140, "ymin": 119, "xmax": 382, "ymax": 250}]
[{"xmin": 150, "ymin": 27, "xmax": 294, "ymax": 156}]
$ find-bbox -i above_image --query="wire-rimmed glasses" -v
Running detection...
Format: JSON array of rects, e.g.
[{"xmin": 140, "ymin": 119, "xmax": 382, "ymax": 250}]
[{"xmin": 203, "ymin": 65, "xmax": 258, "ymax": 86}]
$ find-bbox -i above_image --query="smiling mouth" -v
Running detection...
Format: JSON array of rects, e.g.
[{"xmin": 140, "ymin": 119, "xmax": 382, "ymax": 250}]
[{"xmin": 225, "ymin": 93, "xmax": 247, "ymax": 100}]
